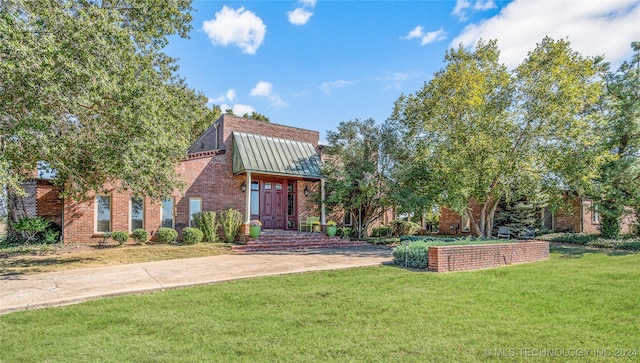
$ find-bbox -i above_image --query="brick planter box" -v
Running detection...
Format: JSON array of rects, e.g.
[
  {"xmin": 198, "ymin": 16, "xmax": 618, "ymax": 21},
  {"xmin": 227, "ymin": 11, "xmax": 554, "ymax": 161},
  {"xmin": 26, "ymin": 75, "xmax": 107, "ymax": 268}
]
[{"xmin": 427, "ymin": 241, "xmax": 549, "ymax": 272}]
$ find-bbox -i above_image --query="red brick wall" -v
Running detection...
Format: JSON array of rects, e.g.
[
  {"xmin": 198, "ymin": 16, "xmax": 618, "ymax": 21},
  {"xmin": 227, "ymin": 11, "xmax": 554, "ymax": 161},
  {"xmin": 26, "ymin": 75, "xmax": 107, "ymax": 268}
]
[
  {"xmin": 427, "ymin": 241, "xmax": 549, "ymax": 272},
  {"xmin": 439, "ymin": 199, "xmax": 485, "ymax": 235},
  {"xmin": 35, "ymin": 180, "xmax": 63, "ymax": 227},
  {"xmin": 61, "ymin": 115, "xmax": 321, "ymax": 243}
]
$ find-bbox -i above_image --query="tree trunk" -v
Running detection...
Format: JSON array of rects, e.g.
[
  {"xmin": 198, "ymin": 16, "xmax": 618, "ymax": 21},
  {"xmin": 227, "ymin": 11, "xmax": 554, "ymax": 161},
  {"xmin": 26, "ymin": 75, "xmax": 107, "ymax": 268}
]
[
  {"xmin": 467, "ymin": 199, "xmax": 499, "ymax": 238},
  {"xmin": 6, "ymin": 185, "xmax": 30, "ymax": 233}
]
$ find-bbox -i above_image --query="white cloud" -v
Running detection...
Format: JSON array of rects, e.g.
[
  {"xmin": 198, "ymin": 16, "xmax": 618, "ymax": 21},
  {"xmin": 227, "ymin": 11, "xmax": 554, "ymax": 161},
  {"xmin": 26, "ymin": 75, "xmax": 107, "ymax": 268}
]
[
  {"xmin": 226, "ymin": 89, "xmax": 236, "ymax": 102},
  {"xmin": 320, "ymin": 80, "xmax": 353, "ymax": 94},
  {"xmin": 202, "ymin": 6, "xmax": 266, "ymax": 55},
  {"xmin": 402, "ymin": 26, "xmax": 447, "ymax": 45},
  {"xmin": 208, "ymin": 89, "xmax": 236, "ymax": 105},
  {"xmin": 222, "ymin": 103, "xmax": 255, "ymax": 116},
  {"xmin": 300, "ymin": 0, "xmax": 316, "ymax": 7},
  {"xmin": 288, "ymin": 7, "xmax": 313, "ymax": 25},
  {"xmin": 250, "ymin": 81, "xmax": 273, "ymax": 97},
  {"xmin": 451, "ymin": 0, "xmax": 640, "ymax": 68},
  {"xmin": 452, "ymin": 0, "xmax": 496, "ymax": 21},
  {"xmin": 250, "ymin": 81, "xmax": 288, "ymax": 109}
]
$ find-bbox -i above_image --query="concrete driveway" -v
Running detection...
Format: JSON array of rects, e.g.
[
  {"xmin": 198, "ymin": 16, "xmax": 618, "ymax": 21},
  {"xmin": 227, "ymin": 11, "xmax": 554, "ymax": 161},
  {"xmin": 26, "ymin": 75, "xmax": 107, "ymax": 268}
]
[{"xmin": 0, "ymin": 247, "xmax": 392, "ymax": 314}]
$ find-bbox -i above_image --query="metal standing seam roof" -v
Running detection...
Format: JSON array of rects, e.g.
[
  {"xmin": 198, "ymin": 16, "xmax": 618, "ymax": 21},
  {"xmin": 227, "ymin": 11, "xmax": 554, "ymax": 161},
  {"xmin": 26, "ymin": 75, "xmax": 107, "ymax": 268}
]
[{"xmin": 232, "ymin": 132, "xmax": 322, "ymax": 179}]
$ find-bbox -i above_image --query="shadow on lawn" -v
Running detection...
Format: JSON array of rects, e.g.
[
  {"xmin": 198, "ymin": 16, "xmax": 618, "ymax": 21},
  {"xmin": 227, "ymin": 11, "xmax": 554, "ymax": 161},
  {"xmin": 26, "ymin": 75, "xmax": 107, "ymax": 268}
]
[
  {"xmin": 0, "ymin": 256, "xmax": 99, "ymax": 278},
  {"xmin": 550, "ymin": 243, "xmax": 637, "ymax": 258}
]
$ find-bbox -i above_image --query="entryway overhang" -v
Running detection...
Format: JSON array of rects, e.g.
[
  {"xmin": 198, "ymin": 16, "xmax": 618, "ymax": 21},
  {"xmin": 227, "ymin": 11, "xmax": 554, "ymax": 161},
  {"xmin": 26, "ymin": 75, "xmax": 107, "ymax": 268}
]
[
  {"xmin": 231, "ymin": 132, "xmax": 326, "ymax": 229},
  {"xmin": 232, "ymin": 132, "xmax": 322, "ymax": 179}
]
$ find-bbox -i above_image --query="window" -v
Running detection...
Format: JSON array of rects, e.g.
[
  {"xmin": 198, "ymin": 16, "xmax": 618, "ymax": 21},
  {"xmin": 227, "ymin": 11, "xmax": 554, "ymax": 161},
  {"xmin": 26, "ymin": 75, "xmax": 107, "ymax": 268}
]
[
  {"xmin": 189, "ymin": 198, "xmax": 202, "ymax": 227},
  {"xmin": 287, "ymin": 182, "xmax": 295, "ymax": 216},
  {"xmin": 161, "ymin": 198, "xmax": 174, "ymax": 228},
  {"xmin": 250, "ymin": 182, "xmax": 260, "ymax": 215},
  {"xmin": 592, "ymin": 204, "xmax": 600, "ymax": 224},
  {"xmin": 130, "ymin": 197, "xmax": 144, "ymax": 231},
  {"xmin": 96, "ymin": 195, "xmax": 111, "ymax": 233},
  {"xmin": 344, "ymin": 211, "xmax": 353, "ymax": 226},
  {"xmin": 461, "ymin": 213, "xmax": 470, "ymax": 232}
]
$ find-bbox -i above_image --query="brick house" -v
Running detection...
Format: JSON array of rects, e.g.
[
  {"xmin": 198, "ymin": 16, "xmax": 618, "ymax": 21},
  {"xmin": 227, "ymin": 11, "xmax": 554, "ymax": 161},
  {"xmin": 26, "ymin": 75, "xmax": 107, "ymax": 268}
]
[
  {"xmin": 439, "ymin": 196, "xmax": 637, "ymax": 236},
  {"xmin": 19, "ymin": 115, "xmax": 328, "ymax": 243}
]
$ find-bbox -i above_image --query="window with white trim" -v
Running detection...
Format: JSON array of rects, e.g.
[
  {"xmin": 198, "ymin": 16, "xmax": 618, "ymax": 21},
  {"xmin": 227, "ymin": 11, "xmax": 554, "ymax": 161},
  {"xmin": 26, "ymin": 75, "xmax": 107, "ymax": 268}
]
[
  {"xmin": 592, "ymin": 204, "xmax": 600, "ymax": 224},
  {"xmin": 161, "ymin": 198, "xmax": 175, "ymax": 228},
  {"xmin": 189, "ymin": 198, "xmax": 202, "ymax": 227},
  {"xmin": 461, "ymin": 213, "xmax": 470, "ymax": 232},
  {"xmin": 130, "ymin": 197, "xmax": 144, "ymax": 231},
  {"xmin": 96, "ymin": 195, "xmax": 111, "ymax": 233}
]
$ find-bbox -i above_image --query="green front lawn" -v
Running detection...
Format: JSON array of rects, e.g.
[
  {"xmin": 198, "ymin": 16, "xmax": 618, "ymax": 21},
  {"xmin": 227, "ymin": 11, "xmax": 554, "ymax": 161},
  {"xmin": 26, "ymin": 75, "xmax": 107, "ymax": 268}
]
[{"xmin": 1, "ymin": 248, "xmax": 639, "ymax": 362}]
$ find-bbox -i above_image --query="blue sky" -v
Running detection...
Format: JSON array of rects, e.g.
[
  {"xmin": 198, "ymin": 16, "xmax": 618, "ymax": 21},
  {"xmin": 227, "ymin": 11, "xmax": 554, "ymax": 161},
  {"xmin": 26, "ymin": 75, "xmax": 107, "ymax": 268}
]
[{"xmin": 164, "ymin": 0, "xmax": 640, "ymax": 141}]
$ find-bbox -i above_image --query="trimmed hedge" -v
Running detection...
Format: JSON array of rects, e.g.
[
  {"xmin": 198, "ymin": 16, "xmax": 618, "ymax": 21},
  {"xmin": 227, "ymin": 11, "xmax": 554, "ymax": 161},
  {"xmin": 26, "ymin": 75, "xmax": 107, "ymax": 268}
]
[
  {"xmin": 182, "ymin": 227, "xmax": 204, "ymax": 245},
  {"xmin": 156, "ymin": 227, "xmax": 178, "ymax": 244},
  {"xmin": 131, "ymin": 229, "xmax": 148, "ymax": 244},
  {"xmin": 108, "ymin": 231, "xmax": 129, "ymax": 245},
  {"xmin": 393, "ymin": 242, "xmax": 430, "ymax": 269}
]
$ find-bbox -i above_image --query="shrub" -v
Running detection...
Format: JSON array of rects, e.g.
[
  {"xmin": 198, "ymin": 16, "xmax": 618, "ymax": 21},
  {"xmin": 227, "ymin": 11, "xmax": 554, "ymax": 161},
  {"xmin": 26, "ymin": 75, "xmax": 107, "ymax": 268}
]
[
  {"xmin": 10, "ymin": 217, "xmax": 59, "ymax": 245},
  {"xmin": 371, "ymin": 226, "xmax": 391, "ymax": 237},
  {"xmin": 393, "ymin": 242, "xmax": 431, "ymax": 269},
  {"xmin": 131, "ymin": 229, "xmax": 148, "ymax": 244},
  {"xmin": 219, "ymin": 208, "xmax": 243, "ymax": 243},
  {"xmin": 156, "ymin": 227, "xmax": 178, "ymax": 244},
  {"xmin": 109, "ymin": 231, "xmax": 130, "ymax": 245},
  {"xmin": 340, "ymin": 227, "xmax": 352, "ymax": 239},
  {"xmin": 194, "ymin": 211, "xmax": 219, "ymax": 243},
  {"xmin": 390, "ymin": 220, "xmax": 421, "ymax": 237},
  {"xmin": 182, "ymin": 227, "xmax": 204, "ymax": 245}
]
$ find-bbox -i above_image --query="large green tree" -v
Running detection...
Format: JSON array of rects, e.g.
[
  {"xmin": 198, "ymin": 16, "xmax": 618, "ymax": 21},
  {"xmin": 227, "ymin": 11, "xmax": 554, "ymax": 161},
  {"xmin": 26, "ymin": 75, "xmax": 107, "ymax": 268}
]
[
  {"xmin": 592, "ymin": 42, "xmax": 640, "ymax": 238},
  {"xmin": 390, "ymin": 38, "xmax": 604, "ymax": 237},
  {"xmin": 0, "ymin": 0, "xmax": 213, "ymax": 221},
  {"xmin": 322, "ymin": 118, "xmax": 394, "ymax": 239}
]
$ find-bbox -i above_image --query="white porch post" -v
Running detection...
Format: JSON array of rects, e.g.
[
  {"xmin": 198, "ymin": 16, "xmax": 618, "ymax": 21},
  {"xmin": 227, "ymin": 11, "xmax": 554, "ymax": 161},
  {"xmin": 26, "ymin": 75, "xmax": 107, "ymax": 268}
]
[
  {"xmin": 245, "ymin": 172, "xmax": 252, "ymax": 224},
  {"xmin": 321, "ymin": 178, "xmax": 326, "ymax": 226}
]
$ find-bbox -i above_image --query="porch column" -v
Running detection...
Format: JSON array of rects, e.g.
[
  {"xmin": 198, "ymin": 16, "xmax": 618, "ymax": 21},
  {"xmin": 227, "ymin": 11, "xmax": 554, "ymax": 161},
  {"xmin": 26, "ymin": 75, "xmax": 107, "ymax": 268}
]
[
  {"xmin": 245, "ymin": 172, "xmax": 252, "ymax": 224},
  {"xmin": 321, "ymin": 178, "xmax": 326, "ymax": 226}
]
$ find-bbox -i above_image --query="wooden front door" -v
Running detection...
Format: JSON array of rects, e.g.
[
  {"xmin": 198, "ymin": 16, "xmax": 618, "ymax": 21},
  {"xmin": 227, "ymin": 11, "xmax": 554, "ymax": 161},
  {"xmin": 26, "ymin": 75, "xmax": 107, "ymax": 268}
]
[{"xmin": 261, "ymin": 180, "xmax": 285, "ymax": 229}]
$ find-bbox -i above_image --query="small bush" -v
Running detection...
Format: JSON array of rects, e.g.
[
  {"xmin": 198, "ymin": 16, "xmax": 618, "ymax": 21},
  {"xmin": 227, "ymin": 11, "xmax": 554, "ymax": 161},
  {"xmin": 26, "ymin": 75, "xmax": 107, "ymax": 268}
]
[
  {"xmin": 372, "ymin": 226, "xmax": 392, "ymax": 237},
  {"xmin": 182, "ymin": 227, "xmax": 204, "ymax": 245},
  {"xmin": 194, "ymin": 211, "xmax": 219, "ymax": 242},
  {"xmin": 390, "ymin": 220, "xmax": 421, "ymax": 237},
  {"xmin": 340, "ymin": 227, "xmax": 352, "ymax": 239},
  {"xmin": 131, "ymin": 229, "xmax": 148, "ymax": 244},
  {"xmin": 156, "ymin": 227, "xmax": 178, "ymax": 244},
  {"xmin": 219, "ymin": 209, "xmax": 243, "ymax": 243},
  {"xmin": 10, "ymin": 217, "xmax": 59, "ymax": 245},
  {"xmin": 393, "ymin": 242, "xmax": 430, "ymax": 269},
  {"xmin": 109, "ymin": 231, "xmax": 130, "ymax": 245}
]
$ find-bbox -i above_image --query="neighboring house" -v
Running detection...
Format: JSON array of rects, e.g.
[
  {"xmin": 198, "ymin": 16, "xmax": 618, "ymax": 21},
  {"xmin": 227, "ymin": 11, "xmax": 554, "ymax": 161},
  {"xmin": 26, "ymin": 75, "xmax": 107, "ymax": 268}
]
[
  {"xmin": 439, "ymin": 196, "xmax": 637, "ymax": 236},
  {"xmin": 17, "ymin": 115, "xmax": 327, "ymax": 243}
]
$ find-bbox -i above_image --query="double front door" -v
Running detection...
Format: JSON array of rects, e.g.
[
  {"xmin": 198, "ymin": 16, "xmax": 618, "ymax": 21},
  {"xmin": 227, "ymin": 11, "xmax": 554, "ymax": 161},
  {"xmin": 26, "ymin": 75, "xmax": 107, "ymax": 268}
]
[{"xmin": 251, "ymin": 179, "xmax": 296, "ymax": 230}]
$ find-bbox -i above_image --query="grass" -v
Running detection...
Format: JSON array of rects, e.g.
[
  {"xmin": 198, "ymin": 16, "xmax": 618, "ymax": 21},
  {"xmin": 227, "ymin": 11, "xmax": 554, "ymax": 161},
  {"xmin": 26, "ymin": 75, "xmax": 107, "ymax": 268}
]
[
  {"xmin": 1, "ymin": 248, "xmax": 639, "ymax": 362},
  {"xmin": 538, "ymin": 232, "xmax": 640, "ymax": 251},
  {"xmin": 0, "ymin": 243, "xmax": 233, "ymax": 275}
]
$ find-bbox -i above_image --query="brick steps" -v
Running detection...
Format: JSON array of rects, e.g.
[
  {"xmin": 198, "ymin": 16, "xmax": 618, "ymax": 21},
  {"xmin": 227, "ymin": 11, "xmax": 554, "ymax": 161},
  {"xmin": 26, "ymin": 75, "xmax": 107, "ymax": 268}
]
[{"xmin": 231, "ymin": 231, "xmax": 370, "ymax": 252}]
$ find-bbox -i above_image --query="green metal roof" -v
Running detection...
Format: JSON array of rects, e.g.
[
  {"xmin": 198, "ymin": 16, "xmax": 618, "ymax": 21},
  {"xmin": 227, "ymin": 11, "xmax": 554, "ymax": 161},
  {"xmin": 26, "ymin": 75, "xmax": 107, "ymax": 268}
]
[{"xmin": 232, "ymin": 132, "xmax": 322, "ymax": 179}]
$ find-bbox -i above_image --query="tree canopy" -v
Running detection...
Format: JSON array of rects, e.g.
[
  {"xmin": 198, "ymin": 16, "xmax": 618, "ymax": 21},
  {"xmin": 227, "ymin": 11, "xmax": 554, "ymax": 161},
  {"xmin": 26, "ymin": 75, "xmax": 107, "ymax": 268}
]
[
  {"xmin": 389, "ymin": 38, "xmax": 605, "ymax": 237},
  {"xmin": 322, "ymin": 118, "xmax": 394, "ymax": 239},
  {"xmin": 0, "ymin": 0, "xmax": 213, "ymax": 204},
  {"xmin": 590, "ymin": 42, "xmax": 640, "ymax": 237}
]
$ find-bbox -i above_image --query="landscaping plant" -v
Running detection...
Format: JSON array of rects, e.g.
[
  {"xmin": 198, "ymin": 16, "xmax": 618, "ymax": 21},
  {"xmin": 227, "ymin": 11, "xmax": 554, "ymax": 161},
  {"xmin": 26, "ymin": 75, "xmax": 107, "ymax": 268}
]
[
  {"xmin": 182, "ymin": 227, "xmax": 204, "ymax": 245},
  {"xmin": 194, "ymin": 211, "xmax": 219, "ymax": 242},
  {"xmin": 219, "ymin": 209, "xmax": 243, "ymax": 243},
  {"xmin": 156, "ymin": 227, "xmax": 178, "ymax": 244},
  {"xmin": 131, "ymin": 229, "xmax": 148, "ymax": 244}
]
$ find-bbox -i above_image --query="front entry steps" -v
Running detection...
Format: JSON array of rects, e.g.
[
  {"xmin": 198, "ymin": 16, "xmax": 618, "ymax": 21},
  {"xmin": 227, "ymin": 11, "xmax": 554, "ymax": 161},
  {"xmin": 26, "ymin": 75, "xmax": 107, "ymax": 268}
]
[{"xmin": 231, "ymin": 230, "xmax": 370, "ymax": 252}]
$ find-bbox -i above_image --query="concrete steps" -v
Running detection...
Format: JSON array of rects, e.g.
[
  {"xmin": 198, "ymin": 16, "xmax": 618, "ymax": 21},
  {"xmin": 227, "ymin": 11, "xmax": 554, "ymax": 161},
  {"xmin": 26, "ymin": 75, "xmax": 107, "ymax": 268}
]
[{"xmin": 231, "ymin": 231, "xmax": 370, "ymax": 252}]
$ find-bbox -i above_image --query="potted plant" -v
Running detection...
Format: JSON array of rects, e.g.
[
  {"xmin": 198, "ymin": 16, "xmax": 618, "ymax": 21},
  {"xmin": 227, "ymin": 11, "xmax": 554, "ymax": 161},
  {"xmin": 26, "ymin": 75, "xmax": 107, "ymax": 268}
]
[
  {"xmin": 249, "ymin": 220, "xmax": 262, "ymax": 238},
  {"xmin": 326, "ymin": 221, "xmax": 337, "ymax": 237},
  {"xmin": 312, "ymin": 220, "xmax": 321, "ymax": 233}
]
